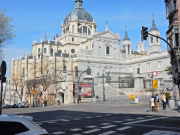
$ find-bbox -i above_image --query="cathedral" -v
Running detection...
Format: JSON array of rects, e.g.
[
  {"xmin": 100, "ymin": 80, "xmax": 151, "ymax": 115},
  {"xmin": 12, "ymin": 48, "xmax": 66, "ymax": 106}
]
[{"xmin": 11, "ymin": 0, "xmax": 173, "ymax": 105}]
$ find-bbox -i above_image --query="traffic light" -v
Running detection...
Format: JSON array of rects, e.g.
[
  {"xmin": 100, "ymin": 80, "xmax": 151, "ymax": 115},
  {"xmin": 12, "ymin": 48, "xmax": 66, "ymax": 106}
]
[
  {"xmin": 141, "ymin": 26, "xmax": 148, "ymax": 41},
  {"xmin": 87, "ymin": 67, "xmax": 91, "ymax": 75},
  {"xmin": 0, "ymin": 61, "xmax": 7, "ymax": 82}
]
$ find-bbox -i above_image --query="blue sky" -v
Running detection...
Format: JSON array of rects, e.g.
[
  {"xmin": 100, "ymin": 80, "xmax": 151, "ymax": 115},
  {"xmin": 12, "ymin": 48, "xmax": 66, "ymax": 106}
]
[{"xmin": 1, "ymin": 0, "xmax": 168, "ymax": 77}]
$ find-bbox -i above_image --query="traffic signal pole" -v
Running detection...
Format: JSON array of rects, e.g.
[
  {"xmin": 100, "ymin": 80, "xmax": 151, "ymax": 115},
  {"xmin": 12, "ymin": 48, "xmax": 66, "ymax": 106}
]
[
  {"xmin": 0, "ymin": 74, "xmax": 3, "ymax": 115},
  {"xmin": 141, "ymin": 26, "xmax": 180, "ymax": 99}
]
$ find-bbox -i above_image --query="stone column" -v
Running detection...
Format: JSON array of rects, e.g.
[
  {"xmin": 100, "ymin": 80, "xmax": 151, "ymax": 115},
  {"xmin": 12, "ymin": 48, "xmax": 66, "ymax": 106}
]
[{"xmin": 134, "ymin": 74, "xmax": 144, "ymax": 91}]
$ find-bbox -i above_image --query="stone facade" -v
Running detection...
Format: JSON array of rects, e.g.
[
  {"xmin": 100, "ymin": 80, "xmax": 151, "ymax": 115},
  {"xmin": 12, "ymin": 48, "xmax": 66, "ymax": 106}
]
[{"xmin": 11, "ymin": 0, "xmax": 173, "ymax": 104}]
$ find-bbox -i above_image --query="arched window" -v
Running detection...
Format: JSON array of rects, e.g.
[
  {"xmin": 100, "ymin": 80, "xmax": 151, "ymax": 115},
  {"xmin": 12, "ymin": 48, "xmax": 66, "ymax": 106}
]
[
  {"xmin": 38, "ymin": 48, "xmax": 40, "ymax": 53},
  {"xmin": 80, "ymin": 27, "xmax": 82, "ymax": 33},
  {"xmin": 79, "ymin": 26, "xmax": 91, "ymax": 35},
  {"xmin": 83, "ymin": 26, "xmax": 87, "ymax": 34},
  {"xmin": 51, "ymin": 49, "xmax": 53, "ymax": 54},
  {"xmin": 72, "ymin": 25, "xmax": 74, "ymax": 33},
  {"xmin": 151, "ymin": 37, "xmax": 153, "ymax": 43},
  {"xmin": 44, "ymin": 48, "xmax": 46, "ymax": 53},
  {"xmin": 58, "ymin": 50, "xmax": 62, "ymax": 54},
  {"xmin": 156, "ymin": 37, "xmax": 158, "ymax": 43}
]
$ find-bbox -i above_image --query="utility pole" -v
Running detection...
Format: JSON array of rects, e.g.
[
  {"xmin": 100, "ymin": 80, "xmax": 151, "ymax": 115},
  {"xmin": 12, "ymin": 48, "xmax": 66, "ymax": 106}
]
[{"xmin": 102, "ymin": 72, "xmax": 106, "ymax": 101}]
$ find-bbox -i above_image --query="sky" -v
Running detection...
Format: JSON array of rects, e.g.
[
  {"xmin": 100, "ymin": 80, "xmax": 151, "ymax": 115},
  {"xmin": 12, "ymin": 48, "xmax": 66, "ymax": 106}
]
[{"xmin": 0, "ymin": 0, "xmax": 169, "ymax": 77}]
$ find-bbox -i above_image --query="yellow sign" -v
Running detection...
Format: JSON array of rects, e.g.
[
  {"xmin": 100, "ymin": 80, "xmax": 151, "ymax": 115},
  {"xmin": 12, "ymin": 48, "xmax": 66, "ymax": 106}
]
[
  {"xmin": 32, "ymin": 90, "xmax": 36, "ymax": 95},
  {"xmin": 129, "ymin": 94, "xmax": 135, "ymax": 100},
  {"xmin": 153, "ymin": 80, "xmax": 158, "ymax": 88}
]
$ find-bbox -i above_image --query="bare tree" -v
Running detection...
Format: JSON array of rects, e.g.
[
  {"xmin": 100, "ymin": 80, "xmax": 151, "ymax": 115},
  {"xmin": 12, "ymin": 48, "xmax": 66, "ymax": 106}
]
[
  {"xmin": 25, "ymin": 79, "xmax": 36, "ymax": 107},
  {"xmin": 11, "ymin": 74, "xmax": 25, "ymax": 101}
]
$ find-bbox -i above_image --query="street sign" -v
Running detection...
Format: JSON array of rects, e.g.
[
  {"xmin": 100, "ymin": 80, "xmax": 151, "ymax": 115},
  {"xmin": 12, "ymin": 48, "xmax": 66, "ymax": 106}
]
[
  {"xmin": 150, "ymin": 82, "xmax": 153, "ymax": 85},
  {"xmin": 66, "ymin": 86, "xmax": 68, "ymax": 89},
  {"xmin": 32, "ymin": 90, "xmax": 36, "ymax": 95},
  {"xmin": 55, "ymin": 95, "xmax": 57, "ymax": 98},
  {"xmin": 152, "ymin": 71, "xmax": 158, "ymax": 77},
  {"xmin": 153, "ymin": 80, "xmax": 158, "ymax": 88},
  {"xmin": 91, "ymin": 84, "xmax": 94, "ymax": 87},
  {"xmin": 33, "ymin": 94, "xmax": 34, "ymax": 97}
]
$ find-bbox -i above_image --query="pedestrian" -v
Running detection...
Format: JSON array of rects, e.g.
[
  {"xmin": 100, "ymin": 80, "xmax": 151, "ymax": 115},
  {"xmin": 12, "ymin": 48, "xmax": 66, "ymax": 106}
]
[
  {"xmin": 37, "ymin": 99, "xmax": 40, "ymax": 107},
  {"xmin": 164, "ymin": 88, "xmax": 166, "ymax": 93},
  {"xmin": 150, "ymin": 95, "xmax": 155, "ymax": 112},
  {"xmin": 154, "ymin": 92, "xmax": 159, "ymax": 112},
  {"xmin": 44, "ymin": 100, "xmax": 47, "ymax": 107},
  {"xmin": 162, "ymin": 92, "xmax": 166, "ymax": 110},
  {"xmin": 79, "ymin": 95, "xmax": 81, "ymax": 103},
  {"xmin": 42, "ymin": 98, "xmax": 44, "ymax": 107}
]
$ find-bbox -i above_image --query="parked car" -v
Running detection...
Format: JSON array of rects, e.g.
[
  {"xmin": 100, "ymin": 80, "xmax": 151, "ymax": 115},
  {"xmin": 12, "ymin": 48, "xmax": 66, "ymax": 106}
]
[
  {"xmin": 15, "ymin": 103, "xmax": 20, "ymax": 108},
  {"xmin": 22, "ymin": 101, "xmax": 29, "ymax": 108},
  {"xmin": 12, "ymin": 104, "xmax": 17, "ymax": 108},
  {"xmin": 0, "ymin": 113, "xmax": 49, "ymax": 135}
]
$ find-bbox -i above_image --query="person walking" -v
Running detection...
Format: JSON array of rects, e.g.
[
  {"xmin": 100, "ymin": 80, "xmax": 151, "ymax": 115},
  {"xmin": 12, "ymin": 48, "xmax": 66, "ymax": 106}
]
[
  {"xmin": 150, "ymin": 95, "xmax": 155, "ymax": 112},
  {"xmin": 162, "ymin": 93, "xmax": 166, "ymax": 110},
  {"xmin": 154, "ymin": 92, "xmax": 159, "ymax": 112},
  {"xmin": 41, "ymin": 98, "xmax": 44, "ymax": 107}
]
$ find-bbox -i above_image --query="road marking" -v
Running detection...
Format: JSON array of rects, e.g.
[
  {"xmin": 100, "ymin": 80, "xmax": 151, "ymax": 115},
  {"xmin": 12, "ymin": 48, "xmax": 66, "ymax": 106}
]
[
  {"xmin": 101, "ymin": 125, "xmax": 117, "ymax": 129},
  {"xmin": 125, "ymin": 119, "xmax": 134, "ymax": 121},
  {"xmin": 143, "ymin": 130, "xmax": 180, "ymax": 135},
  {"xmin": 74, "ymin": 118, "xmax": 82, "ymax": 120},
  {"xmin": 130, "ymin": 124, "xmax": 180, "ymax": 130},
  {"xmin": 136, "ymin": 118, "xmax": 144, "ymax": 120},
  {"xmin": 95, "ymin": 116, "xmax": 102, "ymax": 117},
  {"xmin": 86, "ymin": 125, "xmax": 98, "ymax": 128},
  {"xmin": 123, "ymin": 117, "xmax": 165, "ymax": 125},
  {"xmin": 100, "ymin": 123, "xmax": 111, "ymax": 125},
  {"xmin": 52, "ymin": 131, "xmax": 65, "ymax": 134},
  {"xmin": 47, "ymin": 121, "xmax": 56, "ymax": 123},
  {"xmin": 85, "ymin": 117, "xmax": 92, "ymax": 118},
  {"xmin": 14, "ymin": 112, "xmax": 20, "ymax": 114},
  {"xmin": 59, "ymin": 119, "xmax": 69, "ymax": 122},
  {"xmin": 83, "ymin": 129, "xmax": 101, "ymax": 134},
  {"xmin": 113, "ymin": 121, "xmax": 123, "ymax": 123},
  {"xmin": 116, "ymin": 126, "xmax": 132, "ymax": 131},
  {"xmin": 70, "ymin": 128, "xmax": 82, "ymax": 131},
  {"xmin": 99, "ymin": 131, "xmax": 116, "ymax": 135}
]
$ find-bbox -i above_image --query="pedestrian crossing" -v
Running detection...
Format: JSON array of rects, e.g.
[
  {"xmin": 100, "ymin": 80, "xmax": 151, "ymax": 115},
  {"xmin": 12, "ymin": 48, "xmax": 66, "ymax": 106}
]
[{"xmin": 35, "ymin": 114, "xmax": 179, "ymax": 135}]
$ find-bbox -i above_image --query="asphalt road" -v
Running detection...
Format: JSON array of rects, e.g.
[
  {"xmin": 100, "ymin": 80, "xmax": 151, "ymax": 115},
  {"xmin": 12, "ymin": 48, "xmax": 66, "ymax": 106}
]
[{"xmin": 2, "ymin": 100, "xmax": 180, "ymax": 135}]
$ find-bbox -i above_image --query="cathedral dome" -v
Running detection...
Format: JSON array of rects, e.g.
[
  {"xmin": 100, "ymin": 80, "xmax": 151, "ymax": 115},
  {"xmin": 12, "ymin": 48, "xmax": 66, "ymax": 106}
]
[{"xmin": 63, "ymin": 0, "xmax": 94, "ymax": 24}]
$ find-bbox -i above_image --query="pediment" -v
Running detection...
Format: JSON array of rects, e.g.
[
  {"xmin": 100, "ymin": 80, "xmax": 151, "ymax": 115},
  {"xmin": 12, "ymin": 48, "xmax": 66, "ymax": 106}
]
[{"xmin": 94, "ymin": 30, "xmax": 121, "ymax": 40}]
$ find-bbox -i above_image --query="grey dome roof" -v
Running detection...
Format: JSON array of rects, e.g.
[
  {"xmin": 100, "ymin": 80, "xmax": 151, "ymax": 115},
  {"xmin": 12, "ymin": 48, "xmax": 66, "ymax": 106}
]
[
  {"xmin": 64, "ymin": 8, "xmax": 94, "ymax": 24},
  {"xmin": 149, "ymin": 18, "xmax": 159, "ymax": 32},
  {"xmin": 63, "ymin": 0, "xmax": 94, "ymax": 24},
  {"xmin": 123, "ymin": 30, "xmax": 130, "ymax": 41}
]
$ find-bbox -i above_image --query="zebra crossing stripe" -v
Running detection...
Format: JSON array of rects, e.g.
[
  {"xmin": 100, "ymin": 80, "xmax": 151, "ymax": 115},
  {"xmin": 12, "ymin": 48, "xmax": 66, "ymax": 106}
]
[
  {"xmin": 116, "ymin": 126, "xmax": 132, "ymax": 131},
  {"xmin": 83, "ymin": 129, "xmax": 101, "ymax": 134},
  {"xmin": 99, "ymin": 131, "xmax": 116, "ymax": 135}
]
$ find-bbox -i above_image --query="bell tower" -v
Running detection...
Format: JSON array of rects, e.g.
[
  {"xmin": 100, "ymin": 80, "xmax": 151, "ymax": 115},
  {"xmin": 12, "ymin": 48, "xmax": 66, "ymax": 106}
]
[
  {"xmin": 122, "ymin": 27, "xmax": 131, "ymax": 54},
  {"xmin": 148, "ymin": 16, "xmax": 161, "ymax": 54}
]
